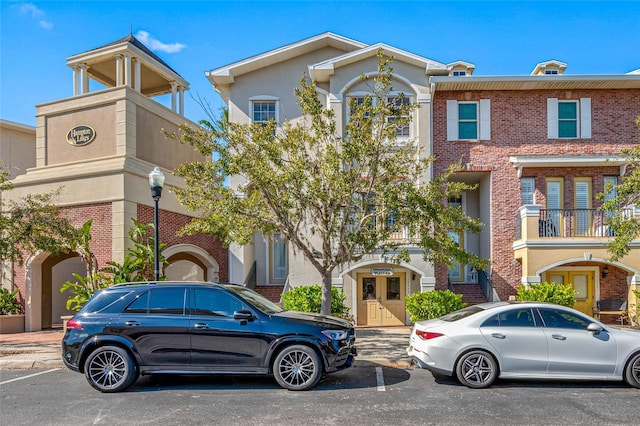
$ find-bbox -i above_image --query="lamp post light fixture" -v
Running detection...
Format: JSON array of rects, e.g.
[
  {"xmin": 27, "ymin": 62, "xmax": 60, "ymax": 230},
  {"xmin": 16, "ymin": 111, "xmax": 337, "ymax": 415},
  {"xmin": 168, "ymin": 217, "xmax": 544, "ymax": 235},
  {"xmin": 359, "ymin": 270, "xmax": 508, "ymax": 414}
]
[{"xmin": 148, "ymin": 166, "xmax": 165, "ymax": 281}]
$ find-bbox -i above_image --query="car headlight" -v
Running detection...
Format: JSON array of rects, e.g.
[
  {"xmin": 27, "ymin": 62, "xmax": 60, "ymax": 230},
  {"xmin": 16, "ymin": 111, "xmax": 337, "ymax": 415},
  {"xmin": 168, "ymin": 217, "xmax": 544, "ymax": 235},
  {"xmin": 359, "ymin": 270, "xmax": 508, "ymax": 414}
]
[{"xmin": 321, "ymin": 329, "xmax": 348, "ymax": 340}]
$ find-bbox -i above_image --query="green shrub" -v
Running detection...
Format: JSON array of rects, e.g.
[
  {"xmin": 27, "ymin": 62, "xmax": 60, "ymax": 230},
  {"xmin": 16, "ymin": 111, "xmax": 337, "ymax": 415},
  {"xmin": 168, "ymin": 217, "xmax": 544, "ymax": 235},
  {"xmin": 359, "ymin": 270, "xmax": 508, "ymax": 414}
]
[
  {"xmin": 405, "ymin": 290, "xmax": 467, "ymax": 323},
  {"xmin": 281, "ymin": 285, "xmax": 350, "ymax": 320},
  {"xmin": 0, "ymin": 287, "xmax": 22, "ymax": 315},
  {"xmin": 515, "ymin": 281, "xmax": 577, "ymax": 307}
]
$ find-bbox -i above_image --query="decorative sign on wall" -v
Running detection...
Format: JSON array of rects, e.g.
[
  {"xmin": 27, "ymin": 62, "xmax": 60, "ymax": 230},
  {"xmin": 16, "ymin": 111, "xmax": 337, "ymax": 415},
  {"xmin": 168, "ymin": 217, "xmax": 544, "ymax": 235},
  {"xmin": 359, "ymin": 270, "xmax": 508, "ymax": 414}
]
[
  {"xmin": 371, "ymin": 267, "xmax": 394, "ymax": 276},
  {"xmin": 66, "ymin": 125, "xmax": 96, "ymax": 146}
]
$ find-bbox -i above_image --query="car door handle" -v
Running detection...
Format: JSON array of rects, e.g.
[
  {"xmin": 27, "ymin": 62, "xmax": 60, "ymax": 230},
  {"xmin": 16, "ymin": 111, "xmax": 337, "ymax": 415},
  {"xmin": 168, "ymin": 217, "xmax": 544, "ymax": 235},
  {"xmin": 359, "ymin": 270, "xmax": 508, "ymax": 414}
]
[
  {"xmin": 491, "ymin": 333, "xmax": 506, "ymax": 339},
  {"xmin": 124, "ymin": 321, "xmax": 140, "ymax": 327},
  {"xmin": 193, "ymin": 323, "xmax": 210, "ymax": 330},
  {"xmin": 551, "ymin": 334, "xmax": 567, "ymax": 340}
]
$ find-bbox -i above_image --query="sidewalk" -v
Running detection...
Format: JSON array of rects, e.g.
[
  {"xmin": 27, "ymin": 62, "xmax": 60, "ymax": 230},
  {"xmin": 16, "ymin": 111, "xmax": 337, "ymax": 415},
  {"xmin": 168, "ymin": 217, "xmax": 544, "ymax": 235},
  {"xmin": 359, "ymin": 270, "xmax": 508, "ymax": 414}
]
[{"xmin": 0, "ymin": 326, "xmax": 413, "ymax": 370}]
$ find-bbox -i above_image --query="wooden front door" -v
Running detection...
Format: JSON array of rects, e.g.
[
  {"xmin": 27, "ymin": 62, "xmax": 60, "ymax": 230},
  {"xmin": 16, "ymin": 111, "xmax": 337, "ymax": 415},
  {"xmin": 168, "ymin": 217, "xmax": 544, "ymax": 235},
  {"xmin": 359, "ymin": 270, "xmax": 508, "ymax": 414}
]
[
  {"xmin": 546, "ymin": 270, "xmax": 595, "ymax": 317},
  {"xmin": 357, "ymin": 273, "xmax": 406, "ymax": 326}
]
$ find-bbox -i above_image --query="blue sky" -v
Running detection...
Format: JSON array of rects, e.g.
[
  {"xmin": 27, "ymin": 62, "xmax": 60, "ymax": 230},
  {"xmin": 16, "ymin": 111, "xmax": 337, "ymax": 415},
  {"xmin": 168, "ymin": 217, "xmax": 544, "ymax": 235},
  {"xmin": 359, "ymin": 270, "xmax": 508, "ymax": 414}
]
[{"xmin": 1, "ymin": 1, "xmax": 639, "ymax": 126}]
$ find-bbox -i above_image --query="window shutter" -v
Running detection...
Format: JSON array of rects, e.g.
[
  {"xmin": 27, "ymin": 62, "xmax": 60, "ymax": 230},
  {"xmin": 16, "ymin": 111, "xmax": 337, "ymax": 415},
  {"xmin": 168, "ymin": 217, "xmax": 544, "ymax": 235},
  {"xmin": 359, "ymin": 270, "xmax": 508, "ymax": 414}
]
[
  {"xmin": 479, "ymin": 99, "xmax": 491, "ymax": 140},
  {"xmin": 547, "ymin": 98, "xmax": 558, "ymax": 139},
  {"xmin": 575, "ymin": 181, "xmax": 590, "ymax": 209},
  {"xmin": 575, "ymin": 180, "xmax": 591, "ymax": 235},
  {"xmin": 603, "ymin": 176, "xmax": 617, "ymax": 202},
  {"xmin": 521, "ymin": 177, "xmax": 535, "ymax": 205},
  {"xmin": 580, "ymin": 98, "xmax": 591, "ymax": 139},
  {"xmin": 547, "ymin": 181, "xmax": 561, "ymax": 209},
  {"xmin": 446, "ymin": 100, "xmax": 458, "ymax": 141}
]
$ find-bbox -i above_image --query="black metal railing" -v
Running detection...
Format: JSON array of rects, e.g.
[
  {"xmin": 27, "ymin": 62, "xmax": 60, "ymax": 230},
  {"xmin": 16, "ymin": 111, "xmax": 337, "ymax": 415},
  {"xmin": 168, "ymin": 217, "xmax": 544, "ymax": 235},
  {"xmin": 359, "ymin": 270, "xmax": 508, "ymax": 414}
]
[
  {"xmin": 538, "ymin": 209, "xmax": 615, "ymax": 238},
  {"xmin": 478, "ymin": 269, "xmax": 493, "ymax": 302}
]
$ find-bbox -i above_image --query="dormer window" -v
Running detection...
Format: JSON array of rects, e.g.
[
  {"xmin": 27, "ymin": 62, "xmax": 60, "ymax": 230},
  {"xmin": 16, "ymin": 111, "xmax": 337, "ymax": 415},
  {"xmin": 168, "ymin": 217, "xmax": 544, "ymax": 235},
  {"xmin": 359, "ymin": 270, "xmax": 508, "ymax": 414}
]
[
  {"xmin": 447, "ymin": 61, "xmax": 475, "ymax": 77},
  {"xmin": 531, "ymin": 60, "xmax": 567, "ymax": 76}
]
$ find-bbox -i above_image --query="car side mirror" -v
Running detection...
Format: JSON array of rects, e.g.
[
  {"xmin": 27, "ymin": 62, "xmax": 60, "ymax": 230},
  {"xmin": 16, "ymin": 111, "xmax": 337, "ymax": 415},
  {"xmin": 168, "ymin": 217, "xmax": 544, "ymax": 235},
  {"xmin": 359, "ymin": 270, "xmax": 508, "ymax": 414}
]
[
  {"xmin": 233, "ymin": 309, "xmax": 254, "ymax": 322},
  {"xmin": 587, "ymin": 322, "xmax": 603, "ymax": 334}
]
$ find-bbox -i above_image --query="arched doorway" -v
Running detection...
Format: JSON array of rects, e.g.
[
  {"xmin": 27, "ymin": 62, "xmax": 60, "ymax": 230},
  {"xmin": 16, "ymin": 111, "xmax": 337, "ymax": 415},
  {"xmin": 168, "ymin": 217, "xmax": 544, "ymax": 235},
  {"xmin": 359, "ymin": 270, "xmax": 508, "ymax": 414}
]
[
  {"xmin": 163, "ymin": 244, "xmax": 220, "ymax": 282},
  {"xmin": 42, "ymin": 252, "xmax": 84, "ymax": 329}
]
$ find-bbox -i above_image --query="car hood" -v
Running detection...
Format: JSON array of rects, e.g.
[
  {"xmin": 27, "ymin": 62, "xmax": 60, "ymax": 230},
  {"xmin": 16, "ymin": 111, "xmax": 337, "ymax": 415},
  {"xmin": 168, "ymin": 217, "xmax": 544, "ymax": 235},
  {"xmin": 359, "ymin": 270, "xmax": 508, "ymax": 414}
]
[{"xmin": 273, "ymin": 310, "xmax": 352, "ymax": 329}]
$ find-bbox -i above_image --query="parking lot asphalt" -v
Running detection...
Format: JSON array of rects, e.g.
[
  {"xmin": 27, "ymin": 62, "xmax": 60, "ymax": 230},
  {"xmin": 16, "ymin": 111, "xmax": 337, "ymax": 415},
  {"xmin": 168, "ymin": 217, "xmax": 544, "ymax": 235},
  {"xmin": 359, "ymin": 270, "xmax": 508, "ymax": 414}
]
[{"xmin": 0, "ymin": 326, "xmax": 413, "ymax": 370}]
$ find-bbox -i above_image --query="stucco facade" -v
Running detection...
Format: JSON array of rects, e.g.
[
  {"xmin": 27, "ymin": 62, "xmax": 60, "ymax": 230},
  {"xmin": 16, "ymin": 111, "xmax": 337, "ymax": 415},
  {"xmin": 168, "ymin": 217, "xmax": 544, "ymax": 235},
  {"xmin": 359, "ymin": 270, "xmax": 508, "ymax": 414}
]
[
  {"xmin": 207, "ymin": 32, "xmax": 640, "ymax": 325},
  {"xmin": 1, "ymin": 35, "xmax": 228, "ymax": 331}
]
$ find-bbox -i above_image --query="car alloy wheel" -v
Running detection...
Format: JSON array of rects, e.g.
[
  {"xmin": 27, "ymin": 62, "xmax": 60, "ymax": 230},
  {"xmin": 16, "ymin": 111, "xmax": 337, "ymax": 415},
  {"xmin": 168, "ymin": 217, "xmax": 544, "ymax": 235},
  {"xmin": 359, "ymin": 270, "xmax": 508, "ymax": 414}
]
[
  {"xmin": 84, "ymin": 346, "xmax": 138, "ymax": 393},
  {"xmin": 456, "ymin": 350, "xmax": 498, "ymax": 389},
  {"xmin": 625, "ymin": 353, "xmax": 640, "ymax": 389},
  {"xmin": 273, "ymin": 344, "xmax": 322, "ymax": 391}
]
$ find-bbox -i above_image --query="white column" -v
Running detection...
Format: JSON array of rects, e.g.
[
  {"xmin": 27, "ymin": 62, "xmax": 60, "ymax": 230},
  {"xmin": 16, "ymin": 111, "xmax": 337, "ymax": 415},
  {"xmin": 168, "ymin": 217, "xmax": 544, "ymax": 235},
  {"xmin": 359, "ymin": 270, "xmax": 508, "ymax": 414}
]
[
  {"xmin": 178, "ymin": 86, "xmax": 185, "ymax": 115},
  {"xmin": 124, "ymin": 53, "xmax": 132, "ymax": 87},
  {"xmin": 115, "ymin": 54, "xmax": 123, "ymax": 86},
  {"xmin": 134, "ymin": 59, "xmax": 141, "ymax": 92},
  {"xmin": 171, "ymin": 82, "xmax": 177, "ymax": 112},
  {"xmin": 72, "ymin": 66, "xmax": 80, "ymax": 96},
  {"xmin": 79, "ymin": 64, "xmax": 89, "ymax": 94}
]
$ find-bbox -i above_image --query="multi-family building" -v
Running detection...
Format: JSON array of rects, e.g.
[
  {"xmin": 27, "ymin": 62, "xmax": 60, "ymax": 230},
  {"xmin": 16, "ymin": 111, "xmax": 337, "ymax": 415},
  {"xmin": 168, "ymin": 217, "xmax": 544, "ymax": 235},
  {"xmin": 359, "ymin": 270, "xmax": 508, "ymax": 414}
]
[
  {"xmin": 431, "ymin": 60, "xmax": 640, "ymax": 319},
  {"xmin": 1, "ymin": 35, "xmax": 228, "ymax": 332},
  {"xmin": 207, "ymin": 33, "xmax": 640, "ymax": 325},
  {"xmin": 2, "ymin": 32, "xmax": 638, "ymax": 332}
]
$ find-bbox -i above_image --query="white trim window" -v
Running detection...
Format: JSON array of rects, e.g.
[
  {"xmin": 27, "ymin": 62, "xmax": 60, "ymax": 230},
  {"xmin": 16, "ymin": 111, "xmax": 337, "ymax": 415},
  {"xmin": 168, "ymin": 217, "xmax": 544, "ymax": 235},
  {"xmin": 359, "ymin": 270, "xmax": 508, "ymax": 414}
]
[
  {"xmin": 387, "ymin": 95, "xmax": 412, "ymax": 141},
  {"xmin": 521, "ymin": 177, "xmax": 535, "ymax": 205},
  {"xmin": 270, "ymin": 232, "xmax": 287, "ymax": 282},
  {"xmin": 446, "ymin": 99, "xmax": 491, "ymax": 141},
  {"xmin": 249, "ymin": 95, "xmax": 279, "ymax": 126},
  {"xmin": 547, "ymin": 98, "xmax": 591, "ymax": 139}
]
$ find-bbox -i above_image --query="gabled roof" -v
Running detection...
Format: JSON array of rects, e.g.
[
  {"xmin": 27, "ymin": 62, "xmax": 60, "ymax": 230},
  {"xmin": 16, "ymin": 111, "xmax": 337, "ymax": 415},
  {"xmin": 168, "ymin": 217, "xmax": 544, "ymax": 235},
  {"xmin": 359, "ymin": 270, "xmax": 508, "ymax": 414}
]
[
  {"xmin": 206, "ymin": 32, "xmax": 368, "ymax": 86},
  {"xmin": 531, "ymin": 60, "xmax": 568, "ymax": 76},
  {"xmin": 66, "ymin": 34, "xmax": 188, "ymax": 96},
  {"xmin": 308, "ymin": 43, "xmax": 448, "ymax": 82}
]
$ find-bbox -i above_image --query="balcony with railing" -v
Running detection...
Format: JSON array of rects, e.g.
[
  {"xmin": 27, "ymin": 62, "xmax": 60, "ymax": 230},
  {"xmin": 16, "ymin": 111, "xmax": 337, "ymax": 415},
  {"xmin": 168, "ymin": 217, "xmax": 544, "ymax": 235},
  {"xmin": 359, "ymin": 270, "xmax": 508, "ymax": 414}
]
[{"xmin": 515, "ymin": 205, "xmax": 639, "ymax": 241}]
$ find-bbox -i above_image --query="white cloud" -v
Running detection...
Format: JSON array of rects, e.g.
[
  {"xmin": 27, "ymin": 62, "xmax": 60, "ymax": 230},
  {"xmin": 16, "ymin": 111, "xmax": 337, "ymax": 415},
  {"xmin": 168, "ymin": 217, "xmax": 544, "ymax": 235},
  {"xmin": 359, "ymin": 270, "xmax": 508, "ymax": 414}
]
[
  {"xmin": 135, "ymin": 30, "xmax": 186, "ymax": 54},
  {"xmin": 17, "ymin": 2, "xmax": 44, "ymax": 17},
  {"xmin": 13, "ymin": 2, "xmax": 53, "ymax": 30}
]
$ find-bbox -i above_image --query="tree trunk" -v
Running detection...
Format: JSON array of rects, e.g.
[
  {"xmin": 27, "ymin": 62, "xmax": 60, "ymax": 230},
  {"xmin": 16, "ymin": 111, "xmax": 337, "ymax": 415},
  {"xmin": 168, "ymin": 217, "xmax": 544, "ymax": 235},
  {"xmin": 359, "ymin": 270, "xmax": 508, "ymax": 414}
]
[{"xmin": 321, "ymin": 272, "xmax": 332, "ymax": 316}]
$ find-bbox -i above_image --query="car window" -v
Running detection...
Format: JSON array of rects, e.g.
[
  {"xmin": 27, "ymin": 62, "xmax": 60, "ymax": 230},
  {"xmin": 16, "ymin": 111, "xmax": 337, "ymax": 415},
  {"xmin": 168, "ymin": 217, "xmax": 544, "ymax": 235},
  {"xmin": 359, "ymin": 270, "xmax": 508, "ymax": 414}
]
[
  {"xmin": 82, "ymin": 290, "xmax": 136, "ymax": 313},
  {"xmin": 225, "ymin": 285, "xmax": 284, "ymax": 314},
  {"xmin": 498, "ymin": 308, "xmax": 536, "ymax": 327},
  {"xmin": 439, "ymin": 305, "xmax": 486, "ymax": 322},
  {"xmin": 124, "ymin": 288, "xmax": 186, "ymax": 315},
  {"xmin": 480, "ymin": 314, "xmax": 500, "ymax": 327},
  {"xmin": 193, "ymin": 289, "xmax": 243, "ymax": 317},
  {"xmin": 538, "ymin": 308, "xmax": 590, "ymax": 330}
]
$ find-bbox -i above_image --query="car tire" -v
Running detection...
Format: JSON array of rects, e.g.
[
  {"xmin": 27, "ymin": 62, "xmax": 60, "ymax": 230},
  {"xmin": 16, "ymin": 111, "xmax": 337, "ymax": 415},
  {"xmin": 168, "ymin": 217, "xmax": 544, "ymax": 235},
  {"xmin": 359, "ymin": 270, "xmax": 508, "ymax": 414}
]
[
  {"xmin": 84, "ymin": 345, "xmax": 138, "ymax": 393},
  {"xmin": 273, "ymin": 344, "xmax": 322, "ymax": 391},
  {"xmin": 624, "ymin": 352, "xmax": 640, "ymax": 389},
  {"xmin": 455, "ymin": 350, "xmax": 498, "ymax": 389}
]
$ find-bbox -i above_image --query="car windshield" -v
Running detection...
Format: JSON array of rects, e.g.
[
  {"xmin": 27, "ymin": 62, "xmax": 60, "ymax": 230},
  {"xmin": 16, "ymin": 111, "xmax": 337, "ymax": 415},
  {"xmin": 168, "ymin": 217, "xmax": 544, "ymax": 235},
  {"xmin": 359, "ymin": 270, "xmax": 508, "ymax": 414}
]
[
  {"xmin": 439, "ymin": 305, "xmax": 486, "ymax": 322},
  {"xmin": 225, "ymin": 285, "xmax": 284, "ymax": 315}
]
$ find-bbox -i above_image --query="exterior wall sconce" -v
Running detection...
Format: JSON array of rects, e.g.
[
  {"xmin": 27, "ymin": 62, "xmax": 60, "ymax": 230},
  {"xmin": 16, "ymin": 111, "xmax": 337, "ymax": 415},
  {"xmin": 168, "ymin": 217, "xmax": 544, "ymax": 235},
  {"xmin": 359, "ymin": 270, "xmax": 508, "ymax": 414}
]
[{"xmin": 602, "ymin": 265, "xmax": 609, "ymax": 279}]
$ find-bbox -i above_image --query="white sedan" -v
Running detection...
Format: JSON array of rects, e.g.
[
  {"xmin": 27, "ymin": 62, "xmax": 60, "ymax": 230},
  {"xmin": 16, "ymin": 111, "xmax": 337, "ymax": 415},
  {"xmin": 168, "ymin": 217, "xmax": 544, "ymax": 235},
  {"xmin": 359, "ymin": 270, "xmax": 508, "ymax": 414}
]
[{"xmin": 407, "ymin": 301, "xmax": 640, "ymax": 389}]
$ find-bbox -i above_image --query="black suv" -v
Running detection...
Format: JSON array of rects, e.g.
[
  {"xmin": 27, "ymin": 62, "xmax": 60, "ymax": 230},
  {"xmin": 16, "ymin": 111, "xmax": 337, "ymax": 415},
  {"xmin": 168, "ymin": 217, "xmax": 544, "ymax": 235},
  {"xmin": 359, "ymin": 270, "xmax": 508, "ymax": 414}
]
[{"xmin": 62, "ymin": 282, "xmax": 357, "ymax": 392}]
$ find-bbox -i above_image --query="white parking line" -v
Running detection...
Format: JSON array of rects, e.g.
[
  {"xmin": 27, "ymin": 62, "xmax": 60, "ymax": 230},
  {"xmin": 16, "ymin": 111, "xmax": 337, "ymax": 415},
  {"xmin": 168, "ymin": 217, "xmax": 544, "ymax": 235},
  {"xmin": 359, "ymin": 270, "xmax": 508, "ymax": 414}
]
[
  {"xmin": 375, "ymin": 367, "xmax": 385, "ymax": 391},
  {"xmin": 0, "ymin": 368, "xmax": 60, "ymax": 385}
]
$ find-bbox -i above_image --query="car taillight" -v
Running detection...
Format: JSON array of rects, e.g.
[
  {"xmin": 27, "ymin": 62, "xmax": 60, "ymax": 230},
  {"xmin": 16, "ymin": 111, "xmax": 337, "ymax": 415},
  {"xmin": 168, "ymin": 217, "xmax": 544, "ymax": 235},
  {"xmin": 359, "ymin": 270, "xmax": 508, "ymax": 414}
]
[
  {"xmin": 66, "ymin": 319, "xmax": 83, "ymax": 331},
  {"xmin": 416, "ymin": 330, "xmax": 443, "ymax": 340}
]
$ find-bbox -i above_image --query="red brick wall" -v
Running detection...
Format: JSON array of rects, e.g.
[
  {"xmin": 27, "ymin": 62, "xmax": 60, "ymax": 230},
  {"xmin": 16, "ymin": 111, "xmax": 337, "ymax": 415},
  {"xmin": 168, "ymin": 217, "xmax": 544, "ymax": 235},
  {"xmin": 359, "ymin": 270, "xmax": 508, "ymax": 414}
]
[
  {"xmin": 433, "ymin": 88, "xmax": 640, "ymax": 299},
  {"xmin": 137, "ymin": 205, "xmax": 228, "ymax": 282},
  {"xmin": 11, "ymin": 203, "xmax": 113, "ymax": 304},
  {"xmin": 10, "ymin": 202, "xmax": 228, "ymax": 307}
]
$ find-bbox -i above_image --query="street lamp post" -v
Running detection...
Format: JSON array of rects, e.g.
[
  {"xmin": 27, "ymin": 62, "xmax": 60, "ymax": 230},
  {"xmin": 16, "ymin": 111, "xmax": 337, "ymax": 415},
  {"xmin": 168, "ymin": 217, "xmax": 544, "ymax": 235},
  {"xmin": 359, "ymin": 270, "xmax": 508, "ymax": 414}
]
[{"xmin": 148, "ymin": 166, "xmax": 165, "ymax": 281}]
